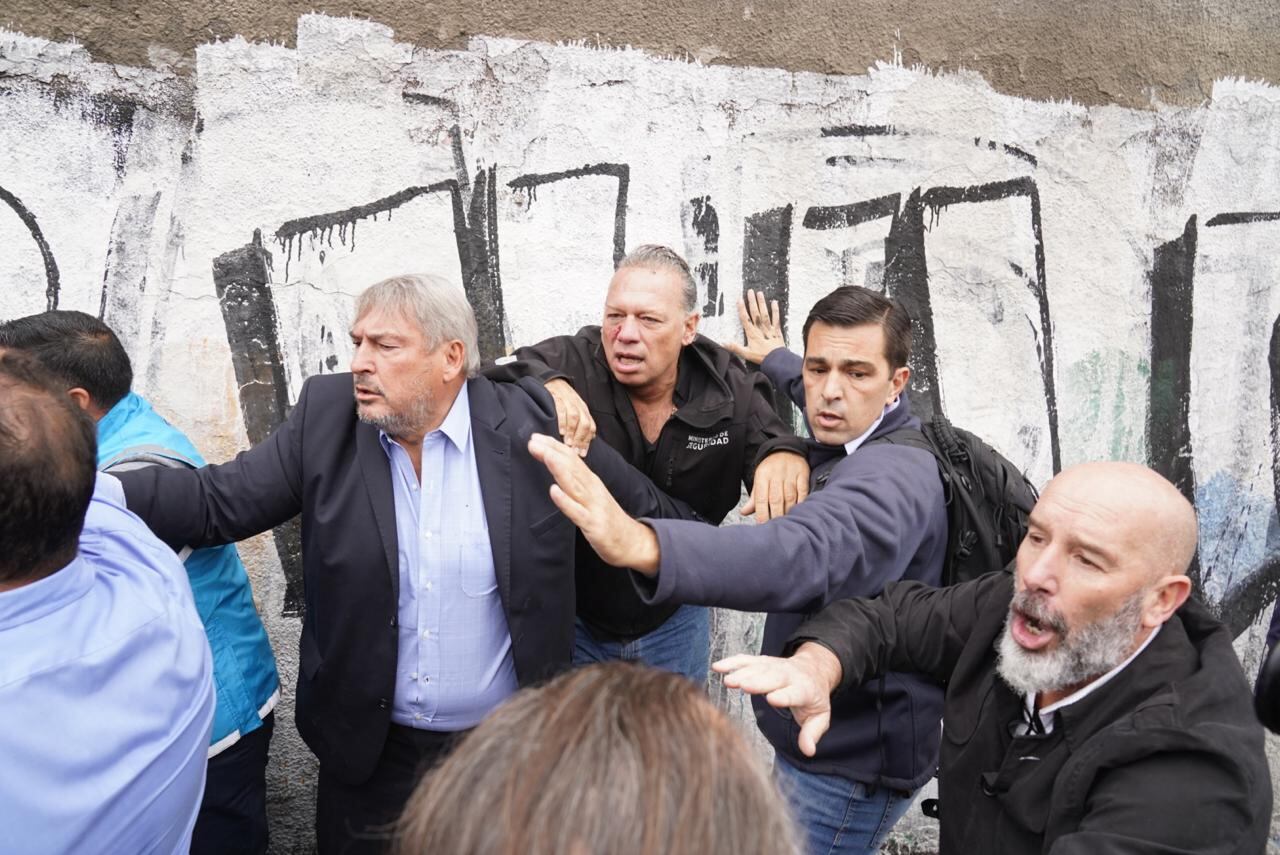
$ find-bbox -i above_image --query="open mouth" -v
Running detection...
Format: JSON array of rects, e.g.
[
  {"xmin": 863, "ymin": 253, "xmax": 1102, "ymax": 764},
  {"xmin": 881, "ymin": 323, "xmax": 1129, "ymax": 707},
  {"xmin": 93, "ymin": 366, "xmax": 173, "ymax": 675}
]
[
  {"xmin": 612, "ymin": 354, "xmax": 645, "ymax": 371},
  {"xmin": 814, "ymin": 411, "xmax": 843, "ymax": 428},
  {"xmin": 1010, "ymin": 606, "xmax": 1061, "ymax": 652}
]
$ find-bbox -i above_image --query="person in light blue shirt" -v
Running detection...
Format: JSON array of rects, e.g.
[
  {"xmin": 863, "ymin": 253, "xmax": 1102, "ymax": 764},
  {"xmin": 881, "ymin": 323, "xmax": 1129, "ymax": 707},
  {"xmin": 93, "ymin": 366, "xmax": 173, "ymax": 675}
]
[
  {"xmin": 0, "ymin": 310, "xmax": 280, "ymax": 854},
  {"xmin": 0, "ymin": 351, "xmax": 214, "ymax": 855}
]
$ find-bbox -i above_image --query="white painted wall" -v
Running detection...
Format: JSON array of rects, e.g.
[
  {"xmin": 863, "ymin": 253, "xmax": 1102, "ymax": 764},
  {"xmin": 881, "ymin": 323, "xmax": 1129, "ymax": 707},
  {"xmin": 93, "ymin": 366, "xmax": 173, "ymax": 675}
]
[{"xmin": 3, "ymin": 16, "xmax": 1280, "ymax": 852}]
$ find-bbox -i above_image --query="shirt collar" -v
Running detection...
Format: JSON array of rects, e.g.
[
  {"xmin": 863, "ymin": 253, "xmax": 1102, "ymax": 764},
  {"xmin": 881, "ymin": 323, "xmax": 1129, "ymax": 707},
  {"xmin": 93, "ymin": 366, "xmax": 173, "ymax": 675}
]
[
  {"xmin": 842, "ymin": 397, "xmax": 901, "ymax": 456},
  {"xmin": 1026, "ymin": 622, "xmax": 1163, "ymax": 727},
  {"xmin": 0, "ymin": 555, "xmax": 94, "ymax": 631},
  {"xmin": 378, "ymin": 383, "xmax": 472, "ymax": 457},
  {"xmin": 95, "ymin": 391, "xmax": 145, "ymax": 446}
]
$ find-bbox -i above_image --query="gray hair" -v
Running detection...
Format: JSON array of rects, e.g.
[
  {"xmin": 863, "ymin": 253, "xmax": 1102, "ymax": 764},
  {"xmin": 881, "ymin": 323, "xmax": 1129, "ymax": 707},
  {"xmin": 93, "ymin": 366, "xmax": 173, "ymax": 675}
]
[
  {"xmin": 616, "ymin": 244, "xmax": 699, "ymax": 314},
  {"xmin": 354, "ymin": 274, "xmax": 480, "ymax": 376}
]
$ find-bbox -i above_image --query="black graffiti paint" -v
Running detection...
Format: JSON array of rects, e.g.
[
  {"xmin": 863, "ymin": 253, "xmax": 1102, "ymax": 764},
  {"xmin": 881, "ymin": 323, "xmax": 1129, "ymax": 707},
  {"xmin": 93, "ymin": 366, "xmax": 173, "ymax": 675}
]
[
  {"xmin": 1146, "ymin": 215, "xmax": 1202, "ymax": 593},
  {"xmin": 1205, "ymin": 212, "xmax": 1280, "ymax": 227},
  {"xmin": 0, "ymin": 184, "xmax": 61, "ymax": 311},
  {"xmin": 882, "ymin": 189, "xmax": 940, "ymax": 422},
  {"xmin": 820, "ymin": 124, "xmax": 899, "ymax": 138},
  {"xmin": 50, "ymin": 85, "xmax": 140, "ymax": 177},
  {"xmin": 454, "ymin": 165, "xmax": 507, "ymax": 361},
  {"xmin": 742, "ymin": 205, "xmax": 795, "ymax": 426},
  {"xmin": 803, "ymin": 193, "xmax": 900, "ymax": 232},
  {"xmin": 275, "ymin": 180, "xmax": 458, "ymax": 277},
  {"xmin": 1147, "ymin": 217, "xmax": 1199, "ymax": 499},
  {"xmin": 973, "ymin": 137, "xmax": 1038, "ymax": 167},
  {"xmin": 919, "ymin": 177, "xmax": 1061, "ymax": 474},
  {"xmin": 507, "ymin": 164, "xmax": 630, "ymax": 265},
  {"xmin": 212, "ymin": 229, "xmax": 305, "ymax": 616},
  {"xmin": 686, "ymin": 195, "xmax": 721, "ymax": 316},
  {"xmin": 401, "ymin": 92, "xmax": 458, "ymax": 111}
]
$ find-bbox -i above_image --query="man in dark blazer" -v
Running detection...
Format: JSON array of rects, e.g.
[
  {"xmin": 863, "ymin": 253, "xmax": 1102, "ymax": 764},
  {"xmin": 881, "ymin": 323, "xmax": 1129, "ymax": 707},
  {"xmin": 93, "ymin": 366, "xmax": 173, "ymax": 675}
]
[{"xmin": 117, "ymin": 273, "xmax": 696, "ymax": 855}]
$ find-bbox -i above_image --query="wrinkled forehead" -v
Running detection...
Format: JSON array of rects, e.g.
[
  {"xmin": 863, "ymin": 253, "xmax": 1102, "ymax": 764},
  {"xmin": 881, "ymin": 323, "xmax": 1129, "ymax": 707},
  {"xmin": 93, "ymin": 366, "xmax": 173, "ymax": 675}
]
[
  {"xmin": 351, "ymin": 304, "xmax": 424, "ymax": 339},
  {"xmin": 1033, "ymin": 468, "xmax": 1169, "ymax": 568},
  {"xmin": 605, "ymin": 266, "xmax": 689, "ymax": 314}
]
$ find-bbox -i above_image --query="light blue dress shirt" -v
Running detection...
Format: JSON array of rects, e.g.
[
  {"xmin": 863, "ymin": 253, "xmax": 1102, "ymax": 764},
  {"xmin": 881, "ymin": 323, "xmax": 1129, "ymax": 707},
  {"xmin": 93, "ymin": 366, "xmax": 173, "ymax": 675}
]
[
  {"xmin": 0, "ymin": 475, "xmax": 215, "ymax": 855},
  {"xmin": 380, "ymin": 383, "xmax": 519, "ymax": 730}
]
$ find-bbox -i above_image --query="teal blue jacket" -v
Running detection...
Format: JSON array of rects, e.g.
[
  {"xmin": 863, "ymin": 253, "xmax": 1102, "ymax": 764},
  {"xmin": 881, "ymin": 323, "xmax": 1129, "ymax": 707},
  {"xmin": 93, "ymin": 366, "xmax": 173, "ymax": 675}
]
[{"xmin": 98, "ymin": 393, "xmax": 280, "ymax": 755}]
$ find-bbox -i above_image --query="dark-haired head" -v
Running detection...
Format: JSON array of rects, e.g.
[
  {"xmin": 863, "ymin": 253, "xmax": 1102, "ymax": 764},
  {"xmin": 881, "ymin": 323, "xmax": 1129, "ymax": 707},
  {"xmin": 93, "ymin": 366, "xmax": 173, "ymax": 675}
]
[
  {"xmin": 801, "ymin": 286, "xmax": 911, "ymax": 371},
  {"xmin": 0, "ymin": 310, "xmax": 132, "ymax": 416},
  {"xmin": 799, "ymin": 287, "xmax": 913, "ymax": 446},
  {"xmin": 0, "ymin": 350, "xmax": 98, "ymax": 588},
  {"xmin": 396, "ymin": 662, "xmax": 800, "ymax": 855}
]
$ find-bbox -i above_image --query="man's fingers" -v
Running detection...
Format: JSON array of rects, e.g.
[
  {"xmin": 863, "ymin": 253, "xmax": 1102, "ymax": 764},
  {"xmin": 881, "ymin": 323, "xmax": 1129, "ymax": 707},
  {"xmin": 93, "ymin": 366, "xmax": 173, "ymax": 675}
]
[
  {"xmin": 712, "ymin": 654, "xmax": 760, "ymax": 673},
  {"xmin": 719, "ymin": 661, "xmax": 791, "ymax": 695},
  {"xmin": 769, "ymin": 298, "xmax": 781, "ymax": 331},
  {"xmin": 764, "ymin": 683, "xmax": 819, "ymax": 709},
  {"xmin": 783, "ymin": 478, "xmax": 799, "ymax": 513},
  {"xmin": 547, "ymin": 483, "xmax": 591, "ymax": 527},
  {"xmin": 797, "ymin": 711, "xmax": 831, "ymax": 757},
  {"xmin": 796, "ymin": 475, "xmax": 810, "ymax": 504},
  {"xmin": 722, "ymin": 340, "xmax": 747, "ymax": 359},
  {"xmin": 528, "ymin": 433, "xmax": 592, "ymax": 499},
  {"xmin": 736, "ymin": 296, "xmax": 755, "ymax": 332},
  {"xmin": 739, "ymin": 495, "xmax": 757, "ymax": 517},
  {"xmin": 768, "ymin": 479, "xmax": 784, "ymax": 521},
  {"xmin": 753, "ymin": 289, "xmax": 770, "ymax": 326},
  {"xmin": 569, "ymin": 409, "xmax": 596, "ymax": 457}
]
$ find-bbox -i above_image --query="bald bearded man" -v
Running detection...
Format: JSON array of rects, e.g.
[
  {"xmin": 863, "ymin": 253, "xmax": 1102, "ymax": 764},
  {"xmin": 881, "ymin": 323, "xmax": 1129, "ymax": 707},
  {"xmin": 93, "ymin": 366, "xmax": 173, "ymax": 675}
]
[{"xmin": 715, "ymin": 462, "xmax": 1271, "ymax": 854}]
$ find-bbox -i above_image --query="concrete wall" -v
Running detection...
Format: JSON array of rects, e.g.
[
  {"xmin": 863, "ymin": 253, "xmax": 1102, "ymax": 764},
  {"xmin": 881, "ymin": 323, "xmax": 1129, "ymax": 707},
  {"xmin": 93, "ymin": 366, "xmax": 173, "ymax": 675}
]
[{"xmin": 3, "ymin": 10, "xmax": 1280, "ymax": 852}]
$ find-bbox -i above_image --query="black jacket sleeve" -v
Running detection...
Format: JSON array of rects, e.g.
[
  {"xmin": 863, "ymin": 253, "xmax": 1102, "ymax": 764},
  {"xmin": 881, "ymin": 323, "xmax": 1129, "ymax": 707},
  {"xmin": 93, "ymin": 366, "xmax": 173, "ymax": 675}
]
[
  {"xmin": 482, "ymin": 336, "xmax": 578, "ymax": 387},
  {"xmin": 116, "ymin": 379, "xmax": 310, "ymax": 551},
  {"xmin": 789, "ymin": 571, "xmax": 1009, "ymax": 693},
  {"xmin": 730, "ymin": 360, "xmax": 807, "ymax": 487},
  {"xmin": 584, "ymin": 434, "xmax": 704, "ymax": 524}
]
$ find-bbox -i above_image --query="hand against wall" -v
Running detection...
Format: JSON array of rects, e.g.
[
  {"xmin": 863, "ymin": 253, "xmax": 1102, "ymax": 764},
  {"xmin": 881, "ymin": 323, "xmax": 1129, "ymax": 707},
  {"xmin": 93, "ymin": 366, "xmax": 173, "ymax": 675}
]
[
  {"xmin": 545, "ymin": 378, "xmax": 596, "ymax": 457},
  {"xmin": 723, "ymin": 289, "xmax": 787, "ymax": 365},
  {"xmin": 741, "ymin": 451, "xmax": 810, "ymax": 523},
  {"xmin": 713, "ymin": 642, "xmax": 842, "ymax": 757}
]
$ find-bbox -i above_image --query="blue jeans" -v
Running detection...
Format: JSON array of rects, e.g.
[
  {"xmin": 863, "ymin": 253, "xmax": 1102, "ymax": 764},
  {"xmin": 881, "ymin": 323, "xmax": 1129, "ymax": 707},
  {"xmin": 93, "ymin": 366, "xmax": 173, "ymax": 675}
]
[
  {"xmin": 774, "ymin": 755, "xmax": 917, "ymax": 855},
  {"xmin": 572, "ymin": 603, "xmax": 710, "ymax": 684}
]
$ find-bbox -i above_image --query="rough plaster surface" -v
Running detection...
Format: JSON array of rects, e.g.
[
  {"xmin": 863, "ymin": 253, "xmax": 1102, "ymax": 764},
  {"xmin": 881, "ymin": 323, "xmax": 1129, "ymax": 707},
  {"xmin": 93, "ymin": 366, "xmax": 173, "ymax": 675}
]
[
  {"xmin": 7, "ymin": 0, "xmax": 1280, "ymax": 109},
  {"xmin": 3, "ymin": 14, "xmax": 1280, "ymax": 853}
]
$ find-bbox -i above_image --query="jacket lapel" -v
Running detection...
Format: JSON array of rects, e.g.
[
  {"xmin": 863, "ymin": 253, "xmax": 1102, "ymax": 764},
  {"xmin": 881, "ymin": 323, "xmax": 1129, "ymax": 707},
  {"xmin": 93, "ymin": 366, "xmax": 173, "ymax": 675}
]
[
  {"xmin": 356, "ymin": 423, "xmax": 401, "ymax": 602},
  {"xmin": 468, "ymin": 379, "xmax": 513, "ymax": 611}
]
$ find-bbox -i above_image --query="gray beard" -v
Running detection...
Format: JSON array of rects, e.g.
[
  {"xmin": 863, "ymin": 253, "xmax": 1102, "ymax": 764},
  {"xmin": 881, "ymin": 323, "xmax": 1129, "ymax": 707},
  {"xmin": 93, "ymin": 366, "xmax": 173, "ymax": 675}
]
[
  {"xmin": 995, "ymin": 587, "xmax": 1146, "ymax": 698},
  {"xmin": 356, "ymin": 390, "xmax": 433, "ymax": 440}
]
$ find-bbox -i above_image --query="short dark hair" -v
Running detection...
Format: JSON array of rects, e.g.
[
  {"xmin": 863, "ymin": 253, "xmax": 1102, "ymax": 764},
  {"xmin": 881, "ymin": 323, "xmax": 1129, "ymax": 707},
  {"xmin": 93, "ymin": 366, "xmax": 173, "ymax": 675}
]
[
  {"xmin": 396, "ymin": 662, "xmax": 800, "ymax": 855},
  {"xmin": 0, "ymin": 351, "xmax": 98, "ymax": 584},
  {"xmin": 801, "ymin": 286, "xmax": 912, "ymax": 371},
  {"xmin": 0, "ymin": 310, "xmax": 133, "ymax": 410}
]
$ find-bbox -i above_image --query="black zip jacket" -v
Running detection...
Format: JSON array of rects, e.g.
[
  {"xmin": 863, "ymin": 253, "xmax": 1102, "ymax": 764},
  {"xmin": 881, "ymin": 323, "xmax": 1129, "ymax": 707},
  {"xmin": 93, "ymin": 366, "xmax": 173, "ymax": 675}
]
[
  {"xmin": 793, "ymin": 572, "xmax": 1272, "ymax": 854},
  {"xmin": 485, "ymin": 326, "xmax": 805, "ymax": 639}
]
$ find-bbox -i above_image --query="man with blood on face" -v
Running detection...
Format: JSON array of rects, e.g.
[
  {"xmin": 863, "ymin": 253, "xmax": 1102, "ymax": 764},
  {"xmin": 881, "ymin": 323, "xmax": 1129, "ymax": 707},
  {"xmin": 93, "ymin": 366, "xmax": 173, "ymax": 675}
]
[
  {"xmin": 484, "ymin": 245, "xmax": 808, "ymax": 686},
  {"xmin": 715, "ymin": 462, "xmax": 1272, "ymax": 855}
]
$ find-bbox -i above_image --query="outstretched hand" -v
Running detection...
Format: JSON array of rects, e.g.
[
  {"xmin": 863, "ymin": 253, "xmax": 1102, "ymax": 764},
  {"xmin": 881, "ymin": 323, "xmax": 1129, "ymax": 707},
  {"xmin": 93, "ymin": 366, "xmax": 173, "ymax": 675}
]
[
  {"xmin": 723, "ymin": 288, "xmax": 787, "ymax": 365},
  {"xmin": 527, "ymin": 433, "xmax": 661, "ymax": 575},
  {"xmin": 713, "ymin": 642, "xmax": 843, "ymax": 757}
]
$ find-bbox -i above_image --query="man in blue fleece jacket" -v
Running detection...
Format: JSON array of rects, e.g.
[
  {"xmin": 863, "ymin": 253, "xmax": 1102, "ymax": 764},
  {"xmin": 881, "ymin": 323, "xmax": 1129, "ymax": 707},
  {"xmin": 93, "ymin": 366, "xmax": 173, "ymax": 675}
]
[{"xmin": 529, "ymin": 285, "xmax": 947, "ymax": 855}]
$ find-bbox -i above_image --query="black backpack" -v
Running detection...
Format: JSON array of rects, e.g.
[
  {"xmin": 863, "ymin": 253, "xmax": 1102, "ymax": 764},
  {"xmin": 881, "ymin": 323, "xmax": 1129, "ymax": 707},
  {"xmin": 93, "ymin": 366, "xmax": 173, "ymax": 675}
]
[{"xmin": 868, "ymin": 414, "xmax": 1038, "ymax": 585}]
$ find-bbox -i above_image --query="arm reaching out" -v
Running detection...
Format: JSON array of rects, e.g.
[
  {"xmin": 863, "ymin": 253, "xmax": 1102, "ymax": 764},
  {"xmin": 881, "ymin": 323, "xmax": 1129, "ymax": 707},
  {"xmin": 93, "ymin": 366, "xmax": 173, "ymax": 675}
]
[
  {"xmin": 527, "ymin": 432, "xmax": 661, "ymax": 574},
  {"xmin": 713, "ymin": 642, "xmax": 843, "ymax": 757}
]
